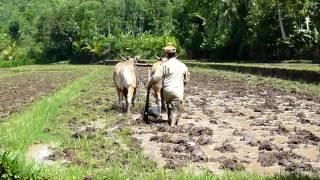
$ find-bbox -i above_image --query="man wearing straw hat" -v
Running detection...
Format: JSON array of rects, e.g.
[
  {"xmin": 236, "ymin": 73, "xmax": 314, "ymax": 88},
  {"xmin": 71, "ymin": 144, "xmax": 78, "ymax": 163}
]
[{"xmin": 148, "ymin": 43, "xmax": 190, "ymax": 126}]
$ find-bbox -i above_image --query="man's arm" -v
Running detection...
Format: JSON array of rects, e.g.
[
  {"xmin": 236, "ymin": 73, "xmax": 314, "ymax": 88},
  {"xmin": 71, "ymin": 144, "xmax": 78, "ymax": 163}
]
[{"xmin": 184, "ymin": 69, "xmax": 190, "ymax": 85}]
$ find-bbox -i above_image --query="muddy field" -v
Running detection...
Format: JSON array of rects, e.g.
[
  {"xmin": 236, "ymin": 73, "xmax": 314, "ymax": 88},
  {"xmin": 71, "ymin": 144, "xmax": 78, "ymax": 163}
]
[
  {"xmin": 0, "ymin": 71, "xmax": 85, "ymax": 120},
  {"xmin": 17, "ymin": 66, "xmax": 320, "ymax": 177},
  {"xmin": 130, "ymin": 68, "xmax": 320, "ymax": 175}
]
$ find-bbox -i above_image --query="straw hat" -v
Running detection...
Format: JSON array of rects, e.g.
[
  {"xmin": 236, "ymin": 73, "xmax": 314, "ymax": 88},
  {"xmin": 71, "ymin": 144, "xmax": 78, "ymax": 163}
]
[{"xmin": 163, "ymin": 43, "xmax": 176, "ymax": 53}]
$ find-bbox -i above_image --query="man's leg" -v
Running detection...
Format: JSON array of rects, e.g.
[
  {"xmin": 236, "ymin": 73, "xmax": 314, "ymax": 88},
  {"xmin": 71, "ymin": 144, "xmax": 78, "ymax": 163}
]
[
  {"xmin": 175, "ymin": 100, "xmax": 183, "ymax": 125},
  {"xmin": 167, "ymin": 102, "xmax": 173, "ymax": 126},
  {"xmin": 167, "ymin": 99, "xmax": 182, "ymax": 127}
]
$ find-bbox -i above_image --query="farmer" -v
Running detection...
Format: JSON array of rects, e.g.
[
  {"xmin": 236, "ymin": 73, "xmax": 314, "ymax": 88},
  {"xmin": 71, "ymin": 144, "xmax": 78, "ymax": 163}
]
[{"xmin": 147, "ymin": 44, "xmax": 190, "ymax": 126}]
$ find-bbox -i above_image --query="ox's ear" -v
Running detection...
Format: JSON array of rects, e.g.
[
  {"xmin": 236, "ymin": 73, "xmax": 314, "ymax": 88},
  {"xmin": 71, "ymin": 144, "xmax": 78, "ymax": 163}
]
[{"xmin": 134, "ymin": 56, "xmax": 140, "ymax": 63}]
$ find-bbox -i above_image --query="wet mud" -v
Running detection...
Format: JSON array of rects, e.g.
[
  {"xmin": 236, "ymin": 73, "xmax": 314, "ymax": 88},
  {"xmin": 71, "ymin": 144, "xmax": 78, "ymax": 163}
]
[
  {"xmin": 0, "ymin": 71, "xmax": 85, "ymax": 120},
  {"xmin": 131, "ymin": 69, "xmax": 320, "ymax": 175}
]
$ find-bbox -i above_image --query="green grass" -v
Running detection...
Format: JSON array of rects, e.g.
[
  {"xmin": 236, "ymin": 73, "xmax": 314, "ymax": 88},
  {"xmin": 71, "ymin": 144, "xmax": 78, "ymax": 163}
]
[
  {"xmin": 192, "ymin": 67, "xmax": 320, "ymax": 97},
  {"xmin": 0, "ymin": 67, "xmax": 100, "ymax": 151},
  {"xmin": 0, "ymin": 65, "xmax": 319, "ymax": 179},
  {"xmin": 0, "ymin": 64, "xmax": 93, "ymax": 80},
  {"xmin": 0, "ymin": 150, "xmax": 44, "ymax": 179},
  {"xmin": 10, "ymin": 64, "xmax": 92, "ymax": 72},
  {"xmin": 0, "ymin": 59, "xmax": 35, "ymax": 68}
]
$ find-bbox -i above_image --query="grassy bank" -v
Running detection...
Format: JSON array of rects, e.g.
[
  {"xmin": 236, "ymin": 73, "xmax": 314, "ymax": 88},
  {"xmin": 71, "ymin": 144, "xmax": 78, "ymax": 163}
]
[
  {"xmin": 183, "ymin": 61, "xmax": 320, "ymax": 72},
  {"xmin": 192, "ymin": 67, "xmax": 320, "ymax": 98},
  {"xmin": 0, "ymin": 67, "xmax": 99, "ymax": 150},
  {"xmin": 185, "ymin": 62, "xmax": 320, "ymax": 84},
  {"xmin": 0, "ymin": 59, "xmax": 35, "ymax": 68}
]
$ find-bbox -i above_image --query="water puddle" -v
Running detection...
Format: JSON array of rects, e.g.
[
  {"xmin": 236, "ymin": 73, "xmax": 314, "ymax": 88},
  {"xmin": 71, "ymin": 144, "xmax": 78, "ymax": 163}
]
[{"xmin": 26, "ymin": 143, "xmax": 54, "ymax": 164}]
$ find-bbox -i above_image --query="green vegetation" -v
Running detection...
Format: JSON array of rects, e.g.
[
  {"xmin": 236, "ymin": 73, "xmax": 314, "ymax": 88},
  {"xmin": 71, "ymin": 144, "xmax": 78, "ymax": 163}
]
[
  {"xmin": 0, "ymin": 0, "xmax": 180, "ymax": 66},
  {"xmin": 0, "ymin": 151, "xmax": 43, "ymax": 179},
  {"xmin": 0, "ymin": 0, "xmax": 319, "ymax": 67},
  {"xmin": 177, "ymin": 0, "xmax": 320, "ymax": 61}
]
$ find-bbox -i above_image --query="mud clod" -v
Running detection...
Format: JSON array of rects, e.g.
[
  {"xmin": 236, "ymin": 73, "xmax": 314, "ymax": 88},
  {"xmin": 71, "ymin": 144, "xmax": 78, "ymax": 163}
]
[
  {"xmin": 288, "ymin": 129, "xmax": 320, "ymax": 145},
  {"xmin": 214, "ymin": 143, "xmax": 237, "ymax": 153},
  {"xmin": 220, "ymin": 158, "xmax": 246, "ymax": 171},
  {"xmin": 189, "ymin": 126, "xmax": 213, "ymax": 136},
  {"xmin": 150, "ymin": 134, "xmax": 171, "ymax": 143},
  {"xmin": 164, "ymin": 159, "xmax": 186, "ymax": 169},
  {"xmin": 174, "ymin": 144, "xmax": 187, "ymax": 153},
  {"xmin": 285, "ymin": 163, "xmax": 313, "ymax": 172},
  {"xmin": 296, "ymin": 112, "xmax": 306, "ymax": 119},
  {"xmin": 259, "ymin": 140, "xmax": 279, "ymax": 151},
  {"xmin": 48, "ymin": 148, "xmax": 87, "ymax": 166},
  {"xmin": 250, "ymin": 119, "xmax": 271, "ymax": 126},
  {"xmin": 270, "ymin": 124, "xmax": 289, "ymax": 135},
  {"xmin": 197, "ymin": 135, "xmax": 213, "ymax": 145},
  {"xmin": 258, "ymin": 152, "xmax": 278, "ymax": 167},
  {"xmin": 298, "ymin": 118, "xmax": 311, "ymax": 124},
  {"xmin": 71, "ymin": 132, "xmax": 85, "ymax": 139},
  {"xmin": 233, "ymin": 129, "xmax": 245, "ymax": 136},
  {"xmin": 171, "ymin": 136, "xmax": 193, "ymax": 144},
  {"xmin": 224, "ymin": 108, "xmax": 235, "ymax": 113},
  {"xmin": 258, "ymin": 150, "xmax": 306, "ymax": 168},
  {"xmin": 191, "ymin": 148, "xmax": 207, "ymax": 162},
  {"xmin": 247, "ymin": 139, "xmax": 259, "ymax": 147}
]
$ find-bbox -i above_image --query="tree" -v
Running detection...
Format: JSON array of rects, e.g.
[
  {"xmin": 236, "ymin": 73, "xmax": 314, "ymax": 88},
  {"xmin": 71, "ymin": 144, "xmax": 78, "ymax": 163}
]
[{"xmin": 8, "ymin": 22, "xmax": 20, "ymax": 40}]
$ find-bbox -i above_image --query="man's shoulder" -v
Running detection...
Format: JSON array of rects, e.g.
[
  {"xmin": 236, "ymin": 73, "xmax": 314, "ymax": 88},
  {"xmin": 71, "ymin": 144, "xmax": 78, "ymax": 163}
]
[
  {"xmin": 175, "ymin": 59, "xmax": 188, "ymax": 70},
  {"xmin": 166, "ymin": 58, "xmax": 186, "ymax": 66}
]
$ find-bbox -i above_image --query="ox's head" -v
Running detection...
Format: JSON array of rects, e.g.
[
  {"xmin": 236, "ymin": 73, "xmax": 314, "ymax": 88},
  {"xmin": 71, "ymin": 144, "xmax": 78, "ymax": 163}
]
[{"xmin": 120, "ymin": 55, "xmax": 138, "ymax": 63}]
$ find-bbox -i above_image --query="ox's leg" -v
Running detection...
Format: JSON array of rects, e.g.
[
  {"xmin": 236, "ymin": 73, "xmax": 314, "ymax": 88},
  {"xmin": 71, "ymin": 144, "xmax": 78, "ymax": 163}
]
[
  {"xmin": 131, "ymin": 88, "xmax": 136, "ymax": 107},
  {"xmin": 155, "ymin": 90, "xmax": 162, "ymax": 116},
  {"xmin": 153, "ymin": 88, "xmax": 161, "ymax": 116},
  {"xmin": 123, "ymin": 88, "xmax": 128, "ymax": 113},
  {"xmin": 126, "ymin": 87, "xmax": 135, "ymax": 114},
  {"xmin": 117, "ymin": 89, "xmax": 125, "ymax": 113}
]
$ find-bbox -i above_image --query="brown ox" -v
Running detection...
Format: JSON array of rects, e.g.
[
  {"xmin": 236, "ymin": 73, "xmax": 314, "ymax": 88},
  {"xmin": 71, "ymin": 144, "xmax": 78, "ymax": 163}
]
[
  {"xmin": 151, "ymin": 56, "xmax": 168, "ymax": 115},
  {"xmin": 113, "ymin": 57, "xmax": 137, "ymax": 113}
]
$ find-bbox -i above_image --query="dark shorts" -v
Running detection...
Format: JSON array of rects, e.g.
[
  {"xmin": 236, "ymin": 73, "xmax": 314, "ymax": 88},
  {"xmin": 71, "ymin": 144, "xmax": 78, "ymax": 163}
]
[{"xmin": 166, "ymin": 98, "xmax": 183, "ymax": 126}]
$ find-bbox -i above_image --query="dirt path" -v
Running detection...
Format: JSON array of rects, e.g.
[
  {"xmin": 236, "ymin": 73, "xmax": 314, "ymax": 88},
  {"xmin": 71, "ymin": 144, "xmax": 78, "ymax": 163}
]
[
  {"xmin": 131, "ymin": 69, "xmax": 320, "ymax": 175},
  {"xmin": 0, "ymin": 71, "xmax": 86, "ymax": 120}
]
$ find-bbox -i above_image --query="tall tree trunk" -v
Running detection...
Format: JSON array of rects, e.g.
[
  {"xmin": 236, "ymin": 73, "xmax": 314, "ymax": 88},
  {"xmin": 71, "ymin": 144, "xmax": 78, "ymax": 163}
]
[{"xmin": 276, "ymin": 0, "xmax": 286, "ymax": 38}]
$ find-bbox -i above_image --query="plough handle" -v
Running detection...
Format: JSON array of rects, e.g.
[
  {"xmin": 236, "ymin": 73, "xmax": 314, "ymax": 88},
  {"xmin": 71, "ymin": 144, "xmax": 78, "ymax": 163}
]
[{"xmin": 143, "ymin": 88, "xmax": 151, "ymax": 124}]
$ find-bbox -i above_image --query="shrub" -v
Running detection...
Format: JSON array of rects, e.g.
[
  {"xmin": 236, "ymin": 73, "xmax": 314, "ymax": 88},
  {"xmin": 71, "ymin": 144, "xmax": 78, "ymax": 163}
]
[{"xmin": 0, "ymin": 150, "xmax": 42, "ymax": 179}]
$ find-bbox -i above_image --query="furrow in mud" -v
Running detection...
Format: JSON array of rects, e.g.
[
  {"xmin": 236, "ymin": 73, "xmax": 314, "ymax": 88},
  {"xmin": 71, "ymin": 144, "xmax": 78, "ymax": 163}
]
[
  {"xmin": 131, "ymin": 69, "xmax": 320, "ymax": 175},
  {"xmin": 0, "ymin": 71, "xmax": 86, "ymax": 120}
]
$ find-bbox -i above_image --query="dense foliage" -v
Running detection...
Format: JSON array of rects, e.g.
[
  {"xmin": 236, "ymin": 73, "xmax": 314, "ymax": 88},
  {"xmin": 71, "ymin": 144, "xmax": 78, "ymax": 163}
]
[
  {"xmin": 0, "ymin": 0, "xmax": 319, "ymax": 65},
  {"xmin": 176, "ymin": 0, "xmax": 320, "ymax": 61},
  {"xmin": 0, "ymin": 150, "xmax": 41, "ymax": 179}
]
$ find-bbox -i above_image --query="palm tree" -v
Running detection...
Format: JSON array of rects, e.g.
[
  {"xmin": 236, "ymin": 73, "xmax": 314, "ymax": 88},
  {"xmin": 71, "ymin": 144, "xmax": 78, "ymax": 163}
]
[{"xmin": 276, "ymin": 0, "xmax": 286, "ymax": 38}]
